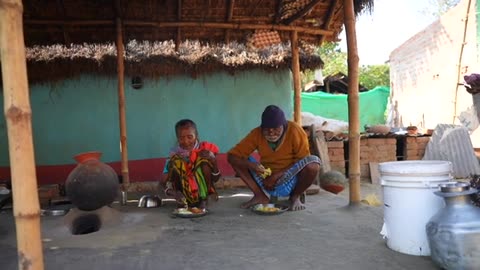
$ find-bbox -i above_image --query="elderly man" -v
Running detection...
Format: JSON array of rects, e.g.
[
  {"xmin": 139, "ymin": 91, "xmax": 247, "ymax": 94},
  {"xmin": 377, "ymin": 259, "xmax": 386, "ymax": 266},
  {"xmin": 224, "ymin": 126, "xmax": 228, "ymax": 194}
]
[{"xmin": 227, "ymin": 105, "xmax": 321, "ymax": 211}]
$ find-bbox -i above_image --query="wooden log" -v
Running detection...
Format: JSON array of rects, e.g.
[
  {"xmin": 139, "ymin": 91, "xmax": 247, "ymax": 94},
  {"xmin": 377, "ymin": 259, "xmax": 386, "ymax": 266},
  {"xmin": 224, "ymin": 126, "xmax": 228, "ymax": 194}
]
[
  {"xmin": 24, "ymin": 20, "xmax": 334, "ymax": 36},
  {"xmin": 343, "ymin": 0, "xmax": 361, "ymax": 204},
  {"xmin": 115, "ymin": 5, "xmax": 130, "ymax": 191},
  {"xmin": 291, "ymin": 30, "xmax": 301, "ymax": 125},
  {"xmin": 0, "ymin": 0, "xmax": 45, "ymax": 269}
]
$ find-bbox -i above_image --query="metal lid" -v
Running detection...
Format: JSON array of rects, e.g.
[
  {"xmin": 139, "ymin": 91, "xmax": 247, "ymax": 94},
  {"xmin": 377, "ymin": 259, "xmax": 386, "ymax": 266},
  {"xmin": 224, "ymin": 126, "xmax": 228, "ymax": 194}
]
[
  {"xmin": 435, "ymin": 182, "xmax": 477, "ymax": 197},
  {"xmin": 439, "ymin": 182, "xmax": 470, "ymax": 193}
]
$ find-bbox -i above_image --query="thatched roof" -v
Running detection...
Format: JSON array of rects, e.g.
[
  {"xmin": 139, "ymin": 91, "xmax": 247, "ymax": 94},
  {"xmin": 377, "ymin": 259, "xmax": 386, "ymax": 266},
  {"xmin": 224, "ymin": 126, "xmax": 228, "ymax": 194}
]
[{"xmin": 14, "ymin": 0, "xmax": 374, "ymax": 82}]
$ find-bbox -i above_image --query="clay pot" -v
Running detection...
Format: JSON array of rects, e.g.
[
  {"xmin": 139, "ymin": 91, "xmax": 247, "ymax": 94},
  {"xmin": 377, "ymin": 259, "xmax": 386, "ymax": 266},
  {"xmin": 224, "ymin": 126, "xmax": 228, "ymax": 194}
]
[
  {"xmin": 65, "ymin": 152, "xmax": 119, "ymax": 211},
  {"xmin": 320, "ymin": 184, "xmax": 345, "ymax": 194}
]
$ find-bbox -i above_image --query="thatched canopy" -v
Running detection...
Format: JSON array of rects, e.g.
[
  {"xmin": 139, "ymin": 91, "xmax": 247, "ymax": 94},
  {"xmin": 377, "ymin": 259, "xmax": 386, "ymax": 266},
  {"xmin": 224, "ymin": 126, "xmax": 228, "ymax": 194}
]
[
  {"xmin": 23, "ymin": 0, "xmax": 373, "ymax": 46},
  {"xmin": 11, "ymin": 0, "xmax": 374, "ymax": 82}
]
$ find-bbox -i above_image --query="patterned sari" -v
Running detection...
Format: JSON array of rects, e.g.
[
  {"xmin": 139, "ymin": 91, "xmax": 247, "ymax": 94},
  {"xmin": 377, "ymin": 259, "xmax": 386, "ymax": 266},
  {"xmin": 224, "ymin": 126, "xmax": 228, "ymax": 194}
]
[{"xmin": 166, "ymin": 141, "xmax": 219, "ymax": 205}]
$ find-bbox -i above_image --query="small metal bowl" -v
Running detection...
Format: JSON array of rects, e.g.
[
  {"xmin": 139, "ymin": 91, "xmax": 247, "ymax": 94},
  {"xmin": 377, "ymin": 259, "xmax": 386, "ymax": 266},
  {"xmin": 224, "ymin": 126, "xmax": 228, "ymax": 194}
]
[
  {"xmin": 137, "ymin": 195, "xmax": 162, "ymax": 208},
  {"xmin": 41, "ymin": 209, "xmax": 69, "ymax": 216}
]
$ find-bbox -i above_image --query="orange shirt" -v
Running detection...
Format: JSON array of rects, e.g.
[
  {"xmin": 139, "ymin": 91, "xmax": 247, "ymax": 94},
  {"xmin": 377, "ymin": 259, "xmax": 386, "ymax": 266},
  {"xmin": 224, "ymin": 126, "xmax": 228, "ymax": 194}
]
[{"xmin": 228, "ymin": 121, "xmax": 310, "ymax": 173}]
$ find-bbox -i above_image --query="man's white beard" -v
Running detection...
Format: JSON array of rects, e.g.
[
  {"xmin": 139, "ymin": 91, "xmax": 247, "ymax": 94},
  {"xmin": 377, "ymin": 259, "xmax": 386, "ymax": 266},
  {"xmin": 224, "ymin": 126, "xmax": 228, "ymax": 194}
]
[{"xmin": 265, "ymin": 136, "xmax": 281, "ymax": 142}]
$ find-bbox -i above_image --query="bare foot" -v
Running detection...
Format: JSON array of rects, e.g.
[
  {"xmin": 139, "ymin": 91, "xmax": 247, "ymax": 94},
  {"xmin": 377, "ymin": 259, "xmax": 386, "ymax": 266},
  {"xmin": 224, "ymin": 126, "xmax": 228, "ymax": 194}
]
[
  {"xmin": 240, "ymin": 195, "xmax": 269, "ymax": 209},
  {"xmin": 289, "ymin": 197, "xmax": 306, "ymax": 211}
]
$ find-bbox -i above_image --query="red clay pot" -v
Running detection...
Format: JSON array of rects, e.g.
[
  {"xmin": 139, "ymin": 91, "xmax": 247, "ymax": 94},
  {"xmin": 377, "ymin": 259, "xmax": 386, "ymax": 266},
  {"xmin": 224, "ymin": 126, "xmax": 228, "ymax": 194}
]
[
  {"xmin": 321, "ymin": 184, "xmax": 345, "ymax": 194},
  {"xmin": 73, "ymin": 151, "xmax": 102, "ymax": 164}
]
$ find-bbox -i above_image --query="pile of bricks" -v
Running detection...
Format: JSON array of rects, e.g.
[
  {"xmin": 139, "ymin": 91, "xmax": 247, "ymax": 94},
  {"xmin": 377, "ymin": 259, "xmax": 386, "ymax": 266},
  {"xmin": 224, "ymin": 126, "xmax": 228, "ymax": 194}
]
[
  {"xmin": 327, "ymin": 141, "xmax": 345, "ymax": 174},
  {"xmin": 360, "ymin": 138, "xmax": 397, "ymax": 181},
  {"xmin": 403, "ymin": 136, "xmax": 430, "ymax": 160}
]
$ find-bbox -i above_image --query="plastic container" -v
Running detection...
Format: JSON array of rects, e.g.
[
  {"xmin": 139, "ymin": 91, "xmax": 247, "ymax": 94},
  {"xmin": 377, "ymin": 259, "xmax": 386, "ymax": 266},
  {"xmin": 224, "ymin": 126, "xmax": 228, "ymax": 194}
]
[{"xmin": 379, "ymin": 160, "xmax": 452, "ymax": 256}]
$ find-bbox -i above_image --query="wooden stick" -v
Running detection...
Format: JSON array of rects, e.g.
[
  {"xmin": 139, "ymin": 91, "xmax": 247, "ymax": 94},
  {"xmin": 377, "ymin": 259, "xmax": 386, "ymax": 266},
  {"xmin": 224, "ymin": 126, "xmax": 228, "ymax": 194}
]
[
  {"xmin": 291, "ymin": 30, "xmax": 302, "ymax": 125},
  {"xmin": 176, "ymin": 0, "xmax": 182, "ymax": 50},
  {"xmin": 282, "ymin": 0, "xmax": 323, "ymax": 25},
  {"xmin": 0, "ymin": 0, "xmax": 45, "ymax": 269},
  {"xmin": 115, "ymin": 4, "xmax": 130, "ymax": 191},
  {"xmin": 343, "ymin": 0, "xmax": 361, "ymax": 204},
  {"xmin": 24, "ymin": 19, "xmax": 334, "ymax": 36},
  {"xmin": 224, "ymin": 0, "xmax": 235, "ymax": 44},
  {"xmin": 320, "ymin": 0, "xmax": 339, "ymax": 44}
]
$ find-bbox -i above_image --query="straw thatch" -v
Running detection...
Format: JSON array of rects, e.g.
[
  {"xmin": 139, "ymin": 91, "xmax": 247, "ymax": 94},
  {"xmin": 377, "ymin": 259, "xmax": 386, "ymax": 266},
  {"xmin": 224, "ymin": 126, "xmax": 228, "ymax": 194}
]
[{"xmin": 11, "ymin": 40, "xmax": 322, "ymax": 83}]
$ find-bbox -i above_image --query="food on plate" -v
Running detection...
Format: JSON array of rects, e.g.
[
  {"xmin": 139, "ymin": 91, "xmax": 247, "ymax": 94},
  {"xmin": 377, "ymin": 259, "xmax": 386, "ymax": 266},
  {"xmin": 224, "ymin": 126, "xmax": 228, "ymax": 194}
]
[
  {"xmin": 175, "ymin": 207, "xmax": 206, "ymax": 215},
  {"xmin": 254, "ymin": 204, "xmax": 280, "ymax": 212}
]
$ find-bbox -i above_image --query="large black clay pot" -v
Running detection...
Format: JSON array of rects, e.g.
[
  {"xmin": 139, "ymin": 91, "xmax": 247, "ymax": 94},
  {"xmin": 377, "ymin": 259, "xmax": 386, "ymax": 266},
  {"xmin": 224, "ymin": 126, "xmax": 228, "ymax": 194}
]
[{"xmin": 65, "ymin": 151, "xmax": 119, "ymax": 211}]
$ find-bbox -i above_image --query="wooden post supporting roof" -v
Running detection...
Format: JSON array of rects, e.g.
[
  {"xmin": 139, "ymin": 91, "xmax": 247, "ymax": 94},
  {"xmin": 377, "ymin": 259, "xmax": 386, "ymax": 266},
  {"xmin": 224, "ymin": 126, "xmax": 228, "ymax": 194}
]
[
  {"xmin": 0, "ymin": 0, "xmax": 45, "ymax": 269},
  {"xmin": 291, "ymin": 30, "xmax": 302, "ymax": 125},
  {"xmin": 115, "ymin": 1, "xmax": 130, "ymax": 193},
  {"xmin": 343, "ymin": 0, "xmax": 361, "ymax": 204}
]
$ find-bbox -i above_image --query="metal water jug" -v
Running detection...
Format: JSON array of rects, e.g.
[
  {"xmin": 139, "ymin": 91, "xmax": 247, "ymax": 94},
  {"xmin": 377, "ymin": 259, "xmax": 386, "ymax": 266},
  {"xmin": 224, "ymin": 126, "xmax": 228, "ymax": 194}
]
[{"xmin": 426, "ymin": 182, "xmax": 480, "ymax": 270}]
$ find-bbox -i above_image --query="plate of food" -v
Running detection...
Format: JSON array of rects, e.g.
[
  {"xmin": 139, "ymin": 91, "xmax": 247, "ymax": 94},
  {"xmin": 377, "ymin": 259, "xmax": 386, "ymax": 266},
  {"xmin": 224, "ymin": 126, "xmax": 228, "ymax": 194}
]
[
  {"xmin": 251, "ymin": 203, "xmax": 288, "ymax": 216},
  {"xmin": 172, "ymin": 207, "xmax": 208, "ymax": 218}
]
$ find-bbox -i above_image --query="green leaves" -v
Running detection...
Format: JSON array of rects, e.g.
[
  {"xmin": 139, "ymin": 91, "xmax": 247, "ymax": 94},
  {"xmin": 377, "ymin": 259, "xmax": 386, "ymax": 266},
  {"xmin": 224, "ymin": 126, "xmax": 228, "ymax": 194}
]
[{"xmin": 301, "ymin": 42, "xmax": 390, "ymax": 91}]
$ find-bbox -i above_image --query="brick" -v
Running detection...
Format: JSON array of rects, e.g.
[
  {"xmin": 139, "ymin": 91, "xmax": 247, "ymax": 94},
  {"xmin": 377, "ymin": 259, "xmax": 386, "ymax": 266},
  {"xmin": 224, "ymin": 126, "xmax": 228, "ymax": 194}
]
[
  {"xmin": 330, "ymin": 155, "xmax": 345, "ymax": 161},
  {"xmin": 417, "ymin": 137, "xmax": 431, "ymax": 143},
  {"xmin": 386, "ymin": 139, "xmax": 397, "ymax": 145},
  {"xmin": 360, "ymin": 146, "xmax": 370, "ymax": 152},
  {"xmin": 406, "ymin": 143, "xmax": 418, "ymax": 150},
  {"xmin": 406, "ymin": 149, "xmax": 417, "ymax": 157},
  {"xmin": 367, "ymin": 139, "xmax": 387, "ymax": 145},
  {"xmin": 327, "ymin": 141, "xmax": 344, "ymax": 148},
  {"xmin": 333, "ymin": 149, "xmax": 344, "ymax": 156},
  {"xmin": 376, "ymin": 145, "xmax": 395, "ymax": 152},
  {"xmin": 406, "ymin": 137, "xmax": 417, "ymax": 143},
  {"xmin": 330, "ymin": 161, "xmax": 345, "ymax": 167}
]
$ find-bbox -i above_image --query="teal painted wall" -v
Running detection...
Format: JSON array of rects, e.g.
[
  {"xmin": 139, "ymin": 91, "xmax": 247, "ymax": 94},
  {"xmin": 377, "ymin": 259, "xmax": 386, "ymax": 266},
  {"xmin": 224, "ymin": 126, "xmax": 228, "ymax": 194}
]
[{"xmin": 0, "ymin": 69, "xmax": 293, "ymax": 166}]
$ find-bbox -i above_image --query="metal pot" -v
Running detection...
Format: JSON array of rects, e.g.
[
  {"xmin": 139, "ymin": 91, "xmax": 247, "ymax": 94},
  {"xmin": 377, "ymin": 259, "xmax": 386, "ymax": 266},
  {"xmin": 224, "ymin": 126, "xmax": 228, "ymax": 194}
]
[
  {"xmin": 138, "ymin": 195, "xmax": 162, "ymax": 208},
  {"xmin": 426, "ymin": 182, "xmax": 480, "ymax": 269}
]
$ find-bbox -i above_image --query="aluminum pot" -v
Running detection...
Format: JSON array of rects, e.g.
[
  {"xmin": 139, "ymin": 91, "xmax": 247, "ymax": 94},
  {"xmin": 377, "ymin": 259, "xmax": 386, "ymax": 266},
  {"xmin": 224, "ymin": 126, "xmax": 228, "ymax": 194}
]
[
  {"xmin": 426, "ymin": 182, "xmax": 480, "ymax": 269},
  {"xmin": 138, "ymin": 195, "xmax": 162, "ymax": 208}
]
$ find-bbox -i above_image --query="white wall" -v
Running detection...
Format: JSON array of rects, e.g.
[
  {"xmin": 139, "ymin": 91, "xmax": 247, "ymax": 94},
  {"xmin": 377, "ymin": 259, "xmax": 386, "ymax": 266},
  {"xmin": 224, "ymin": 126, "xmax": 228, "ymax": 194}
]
[{"xmin": 389, "ymin": 0, "xmax": 480, "ymax": 146}]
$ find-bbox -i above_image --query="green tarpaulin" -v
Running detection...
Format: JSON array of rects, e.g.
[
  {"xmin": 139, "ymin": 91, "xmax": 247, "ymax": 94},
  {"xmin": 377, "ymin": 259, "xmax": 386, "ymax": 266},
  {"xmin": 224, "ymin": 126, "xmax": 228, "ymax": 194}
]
[{"xmin": 300, "ymin": 86, "xmax": 390, "ymax": 130}]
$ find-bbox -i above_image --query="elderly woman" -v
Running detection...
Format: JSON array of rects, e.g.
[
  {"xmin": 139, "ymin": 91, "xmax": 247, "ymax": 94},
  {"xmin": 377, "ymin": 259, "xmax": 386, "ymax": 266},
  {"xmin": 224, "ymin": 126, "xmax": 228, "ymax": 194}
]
[{"xmin": 161, "ymin": 119, "xmax": 220, "ymax": 210}]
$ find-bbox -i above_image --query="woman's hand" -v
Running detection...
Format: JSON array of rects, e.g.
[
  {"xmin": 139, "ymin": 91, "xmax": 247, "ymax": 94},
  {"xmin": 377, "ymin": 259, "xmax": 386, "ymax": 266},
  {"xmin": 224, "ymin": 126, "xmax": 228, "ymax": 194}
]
[{"xmin": 198, "ymin": 150, "xmax": 216, "ymax": 161}]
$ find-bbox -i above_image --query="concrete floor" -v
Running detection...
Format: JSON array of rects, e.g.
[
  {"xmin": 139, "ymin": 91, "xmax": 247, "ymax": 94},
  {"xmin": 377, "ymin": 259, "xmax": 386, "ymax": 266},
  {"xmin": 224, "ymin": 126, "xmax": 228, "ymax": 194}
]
[{"xmin": 0, "ymin": 184, "xmax": 438, "ymax": 270}]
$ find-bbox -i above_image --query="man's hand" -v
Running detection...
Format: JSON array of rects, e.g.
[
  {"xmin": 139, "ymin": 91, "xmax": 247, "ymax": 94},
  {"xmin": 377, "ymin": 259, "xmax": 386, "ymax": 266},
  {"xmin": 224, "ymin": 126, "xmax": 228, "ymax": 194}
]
[
  {"xmin": 248, "ymin": 162, "xmax": 266, "ymax": 176},
  {"xmin": 263, "ymin": 172, "xmax": 283, "ymax": 191}
]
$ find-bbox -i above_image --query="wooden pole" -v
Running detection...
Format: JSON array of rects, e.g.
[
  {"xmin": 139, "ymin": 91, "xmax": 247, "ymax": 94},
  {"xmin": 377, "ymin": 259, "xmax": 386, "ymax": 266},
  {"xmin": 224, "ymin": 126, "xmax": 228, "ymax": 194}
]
[
  {"xmin": 0, "ymin": 0, "xmax": 45, "ymax": 269},
  {"xmin": 291, "ymin": 30, "xmax": 302, "ymax": 125},
  {"xmin": 24, "ymin": 20, "xmax": 334, "ymax": 36},
  {"xmin": 343, "ymin": 0, "xmax": 361, "ymax": 204},
  {"xmin": 115, "ymin": 14, "xmax": 130, "ymax": 191}
]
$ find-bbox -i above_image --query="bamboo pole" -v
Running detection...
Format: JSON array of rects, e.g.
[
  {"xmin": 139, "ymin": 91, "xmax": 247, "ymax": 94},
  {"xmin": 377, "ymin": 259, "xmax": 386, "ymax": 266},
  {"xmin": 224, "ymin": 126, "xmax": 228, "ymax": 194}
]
[
  {"xmin": 291, "ymin": 30, "xmax": 302, "ymax": 125},
  {"xmin": 0, "ymin": 0, "xmax": 45, "ymax": 269},
  {"xmin": 24, "ymin": 20, "xmax": 334, "ymax": 36},
  {"xmin": 115, "ymin": 15, "xmax": 130, "ymax": 192},
  {"xmin": 343, "ymin": 0, "xmax": 361, "ymax": 204}
]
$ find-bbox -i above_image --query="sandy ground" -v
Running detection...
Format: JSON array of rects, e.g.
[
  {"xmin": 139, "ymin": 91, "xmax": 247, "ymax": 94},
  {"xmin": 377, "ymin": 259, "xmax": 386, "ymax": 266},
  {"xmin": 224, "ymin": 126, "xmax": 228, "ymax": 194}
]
[{"xmin": 0, "ymin": 184, "xmax": 439, "ymax": 270}]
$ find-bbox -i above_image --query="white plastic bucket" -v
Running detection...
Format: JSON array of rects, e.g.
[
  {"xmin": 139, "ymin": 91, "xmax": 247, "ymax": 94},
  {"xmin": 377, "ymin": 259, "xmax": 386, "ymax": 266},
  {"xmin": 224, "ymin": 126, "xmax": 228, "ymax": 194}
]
[{"xmin": 379, "ymin": 160, "xmax": 452, "ymax": 256}]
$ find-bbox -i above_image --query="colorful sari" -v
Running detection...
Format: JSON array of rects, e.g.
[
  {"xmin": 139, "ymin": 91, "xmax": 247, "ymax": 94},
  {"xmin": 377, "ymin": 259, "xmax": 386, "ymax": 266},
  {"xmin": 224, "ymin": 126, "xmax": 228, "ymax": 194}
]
[{"xmin": 165, "ymin": 141, "xmax": 219, "ymax": 205}]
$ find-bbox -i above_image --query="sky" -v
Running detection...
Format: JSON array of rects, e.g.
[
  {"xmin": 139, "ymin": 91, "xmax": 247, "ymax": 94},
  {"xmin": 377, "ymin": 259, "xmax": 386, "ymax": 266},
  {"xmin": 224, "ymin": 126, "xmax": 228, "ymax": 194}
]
[{"xmin": 339, "ymin": 0, "xmax": 438, "ymax": 65}]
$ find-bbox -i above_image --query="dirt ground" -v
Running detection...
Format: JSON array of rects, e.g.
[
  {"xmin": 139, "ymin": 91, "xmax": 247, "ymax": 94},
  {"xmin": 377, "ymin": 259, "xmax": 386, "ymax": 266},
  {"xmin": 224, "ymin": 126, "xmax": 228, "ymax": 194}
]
[{"xmin": 0, "ymin": 182, "xmax": 439, "ymax": 270}]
